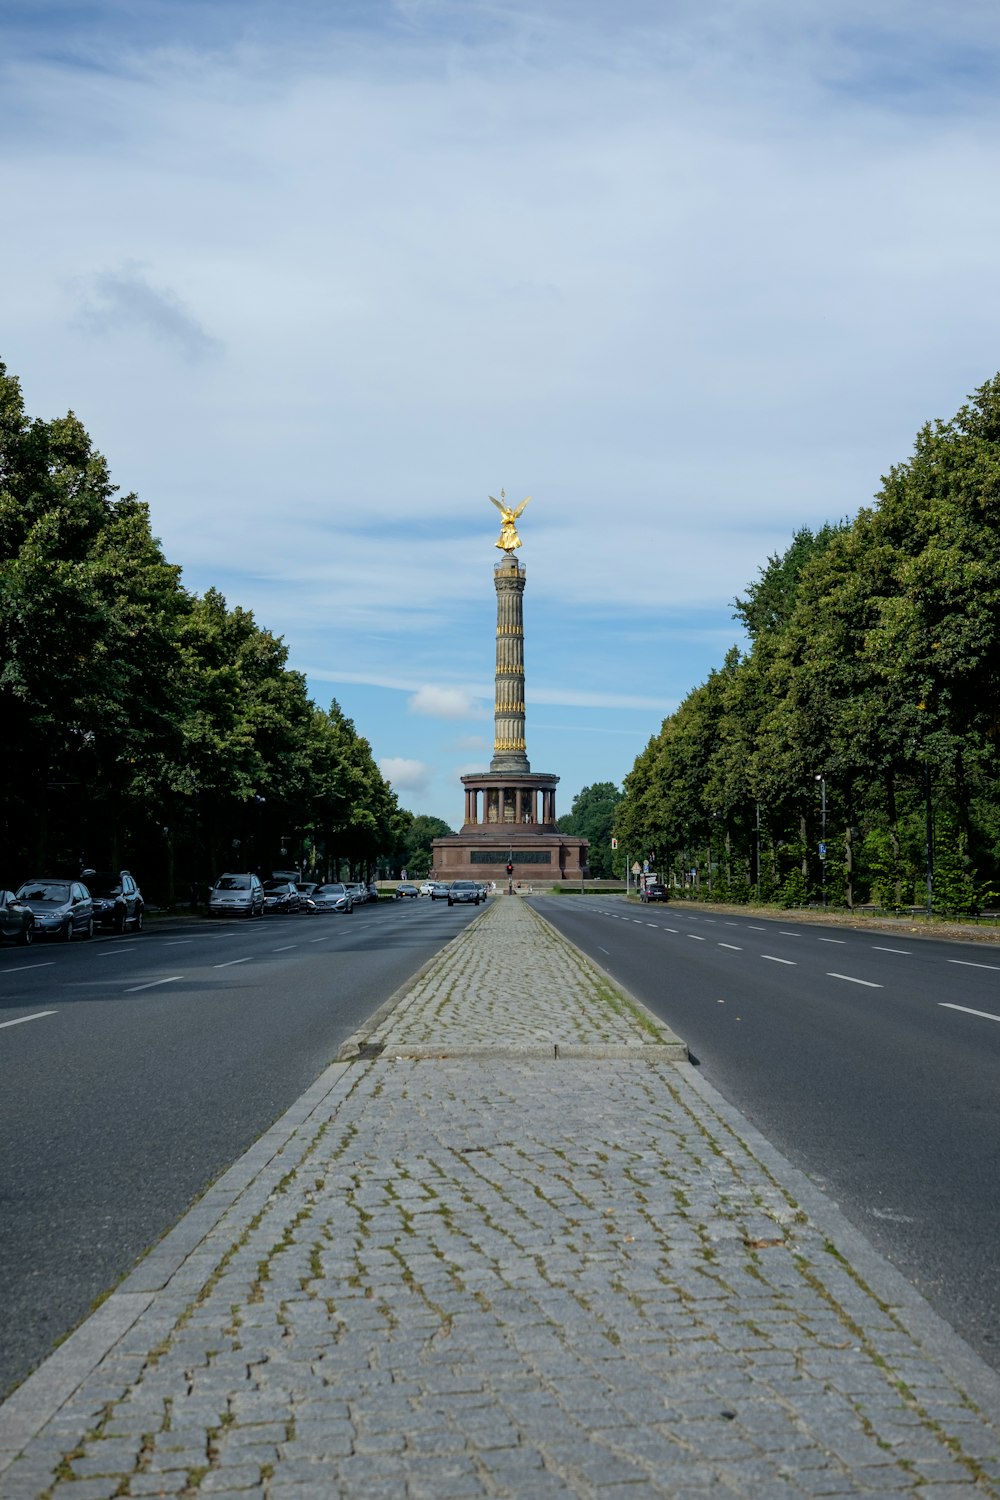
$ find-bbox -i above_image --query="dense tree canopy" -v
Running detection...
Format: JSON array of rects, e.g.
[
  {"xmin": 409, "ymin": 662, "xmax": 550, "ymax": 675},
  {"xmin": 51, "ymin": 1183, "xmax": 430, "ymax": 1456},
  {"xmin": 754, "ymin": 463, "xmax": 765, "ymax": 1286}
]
[
  {"xmin": 0, "ymin": 361, "xmax": 412, "ymax": 900},
  {"xmin": 615, "ymin": 376, "xmax": 1000, "ymax": 914}
]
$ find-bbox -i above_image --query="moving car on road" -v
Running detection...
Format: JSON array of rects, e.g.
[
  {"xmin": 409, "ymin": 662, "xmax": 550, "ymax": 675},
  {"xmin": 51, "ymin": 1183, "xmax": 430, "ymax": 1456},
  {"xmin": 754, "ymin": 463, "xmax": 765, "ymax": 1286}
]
[
  {"xmin": 448, "ymin": 881, "xmax": 481, "ymax": 906},
  {"xmin": 640, "ymin": 882, "xmax": 669, "ymax": 903},
  {"xmin": 395, "ymin": 883, "xmax": 419, "ymax": 899},
  {"xmin": 429, "ymin": 882, "xmax": 451, "ymax": 900},
  {"xmin": 15, "ymin": 879, "xmax": 95, "ymax": 941},
  {"xmin": 311, "ymin": 883, "xmax": 353, "ymax": 914}
]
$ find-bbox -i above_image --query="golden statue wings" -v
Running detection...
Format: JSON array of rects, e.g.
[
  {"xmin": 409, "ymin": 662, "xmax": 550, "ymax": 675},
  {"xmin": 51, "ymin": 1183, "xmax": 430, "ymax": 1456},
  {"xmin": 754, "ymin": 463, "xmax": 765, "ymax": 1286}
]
[{"xmin": 489, "ymin": 488, "xmax": 531, "ymax": 552}]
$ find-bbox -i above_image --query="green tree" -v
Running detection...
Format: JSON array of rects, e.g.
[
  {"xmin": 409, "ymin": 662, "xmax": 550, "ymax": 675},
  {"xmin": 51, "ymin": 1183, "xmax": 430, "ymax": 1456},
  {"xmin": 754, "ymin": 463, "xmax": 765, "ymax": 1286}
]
[
  {"xmin": 557, "ymin": 782, "xmax": 621, "ymax": 877},
  {"xmin": 400, "ymin": 814, "xmax": 454, "ymax": 878}
]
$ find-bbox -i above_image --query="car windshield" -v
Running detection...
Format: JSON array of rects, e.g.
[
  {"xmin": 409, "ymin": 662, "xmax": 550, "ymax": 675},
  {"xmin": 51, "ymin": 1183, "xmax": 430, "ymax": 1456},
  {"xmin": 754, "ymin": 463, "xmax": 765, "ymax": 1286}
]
[
  {"xmin": 88, "ymin": 876, "xmax": 122, "ymax": 897},
  {"xmin": 315, "ymin": 884, "xmax": 346, "ymax": 895},
  {"xmin": 215, "ymin": 876, "xmax": 250, "ymax": 891},
  {"xmin": 17, "ymin": 882, "xmax": 69, "ymax": 903},
  {"xmin": 263, "ymin": 882, "xmax": 288, "ymax": 892}
]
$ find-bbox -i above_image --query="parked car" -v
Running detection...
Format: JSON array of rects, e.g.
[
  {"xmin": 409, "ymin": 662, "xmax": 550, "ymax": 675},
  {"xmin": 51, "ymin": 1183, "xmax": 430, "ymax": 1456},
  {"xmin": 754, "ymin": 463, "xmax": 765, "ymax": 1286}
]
[
  {"xmin": 395, "ymin": 883, "xmax": 419, "ymax": 899},
  {"xmin": 347, "ymin": 883, "xmax": 368, "ymax": 905},
  {"xmin": 640, "ymin": 882, "xmax": 669, "ymax": 903},
  {"xmin": 263, "ymin": 879, "xmax": 301, "ymax": 914},
  {"xmin": 311, "ymin": 883, "xmax": 353, "ymax": 914},
  {"xmin": 419, "ymin": 882, "xmax": 435, "ymax": 896},
  {"xmin": 15, "ymin": 879, "xmax": 95, "ymax": 940},
  {"xmin": 208, "ymin": 873, "xmax": 264, "ymax": 918},
  {"xmin": 0, "ymin": 889, "xmax": 35, "ymax": 945},
  {"xmin": 429, "ymin": 882, "xmax": 451, "ymax": 900},
  {"xmin": 296, "ymin": 882, "xmax": 319, "ymax": 912},
  {"xmin": 84, "ymin": 869, "xmax": 145, "ymax": 932},
  {"xmin": 448, "ymin": 881, "xmax": 481, "ymax": 906},
  {"xmin": 367, "ymin": 883, "xmax": 380, "ymax": 903}
]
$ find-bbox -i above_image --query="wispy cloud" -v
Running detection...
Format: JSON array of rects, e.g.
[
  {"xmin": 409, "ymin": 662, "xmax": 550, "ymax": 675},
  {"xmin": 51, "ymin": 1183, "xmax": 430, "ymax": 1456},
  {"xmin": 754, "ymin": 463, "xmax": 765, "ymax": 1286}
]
[{"xmin": 74, "ymin": 263, "xmax": 221, "ymax": 362}]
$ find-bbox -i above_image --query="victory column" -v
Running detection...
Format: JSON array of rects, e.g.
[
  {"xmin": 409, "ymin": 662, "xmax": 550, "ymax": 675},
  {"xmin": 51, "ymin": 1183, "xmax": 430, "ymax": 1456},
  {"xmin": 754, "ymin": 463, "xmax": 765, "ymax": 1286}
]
[{"xmin": 430, "ymin": 492, "xmax": 588, "ymax": 884}]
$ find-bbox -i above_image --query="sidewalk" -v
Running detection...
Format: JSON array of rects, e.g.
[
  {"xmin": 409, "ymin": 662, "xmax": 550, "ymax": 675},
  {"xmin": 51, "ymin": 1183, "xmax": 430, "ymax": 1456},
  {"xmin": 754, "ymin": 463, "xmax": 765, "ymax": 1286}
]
[{"xmin": 1, "ymin": 896, "xmax": 998, "ymax": 1498}]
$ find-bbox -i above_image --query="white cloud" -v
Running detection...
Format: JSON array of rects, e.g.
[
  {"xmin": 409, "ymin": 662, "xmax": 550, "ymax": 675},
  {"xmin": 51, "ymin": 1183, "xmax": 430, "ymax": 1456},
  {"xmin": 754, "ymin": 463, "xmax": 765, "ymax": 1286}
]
[
  {"xmin": 379, "ymin": 757, "xmax": 431, "ymax": 793},
  {"xmin": 408, "ymin": 685, "xmax": 484, "ymax": 719}
]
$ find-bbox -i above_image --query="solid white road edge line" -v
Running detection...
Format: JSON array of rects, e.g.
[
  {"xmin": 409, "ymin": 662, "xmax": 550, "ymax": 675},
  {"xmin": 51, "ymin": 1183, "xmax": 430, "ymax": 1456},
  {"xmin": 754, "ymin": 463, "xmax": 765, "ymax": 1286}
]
[{"xmin": 0, "ymin": 1011, "xmax": 57, "ymax": 1029}]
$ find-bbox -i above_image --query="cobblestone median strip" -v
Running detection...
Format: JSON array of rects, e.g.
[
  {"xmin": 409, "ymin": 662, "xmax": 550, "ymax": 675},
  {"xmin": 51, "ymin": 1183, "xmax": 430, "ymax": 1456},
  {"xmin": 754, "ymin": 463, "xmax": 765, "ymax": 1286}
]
[
  {"xmin": 354, "ymin": 895, "xmax": 687, "ymax": 1059},
  {"xmin": 2, "ymin": 898, "xmax": 998, "ymax": 1497}
]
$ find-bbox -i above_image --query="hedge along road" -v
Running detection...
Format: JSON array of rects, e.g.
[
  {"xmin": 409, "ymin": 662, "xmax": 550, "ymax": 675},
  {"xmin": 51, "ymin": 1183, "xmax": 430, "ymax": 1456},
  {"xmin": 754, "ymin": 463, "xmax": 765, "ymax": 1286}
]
[
  {"xmin": 530, "ymin": 893, "xmax": 1000, "ymax": 1374},
  {"xmin": 0, "ymin": 897, "xmax": 481, "ymax": 1399}
]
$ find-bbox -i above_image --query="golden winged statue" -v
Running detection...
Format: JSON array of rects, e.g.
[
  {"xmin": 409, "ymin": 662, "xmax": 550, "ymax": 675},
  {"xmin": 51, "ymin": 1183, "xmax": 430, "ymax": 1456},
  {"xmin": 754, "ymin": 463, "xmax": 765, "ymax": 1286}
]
[{"xmin": 489, "ymin": 488, "xmax": 531, "ymax": 551}]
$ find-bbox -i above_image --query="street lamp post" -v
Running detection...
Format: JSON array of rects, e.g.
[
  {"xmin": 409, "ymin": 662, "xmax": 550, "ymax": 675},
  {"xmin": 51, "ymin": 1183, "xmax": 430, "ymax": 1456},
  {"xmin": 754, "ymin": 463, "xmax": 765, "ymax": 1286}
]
[{"xmin": 815, "ymin": 774, "xmax": 827, "ymax": 908}]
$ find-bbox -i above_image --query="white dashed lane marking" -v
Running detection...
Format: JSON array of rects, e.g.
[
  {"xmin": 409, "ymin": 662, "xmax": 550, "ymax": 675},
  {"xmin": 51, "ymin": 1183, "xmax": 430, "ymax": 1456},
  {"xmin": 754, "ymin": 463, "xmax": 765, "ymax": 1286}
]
[
  {"xmin": 0, "ymin": 1011, "xmax": 57, "ymax": 1029},
  {"xmin": 940, "ymin": 1003, "xmax": 1000, "ymax": 1024},
  {"xmin": 827, "ymin": 973, "xmax": 882, "ymax": 988}
]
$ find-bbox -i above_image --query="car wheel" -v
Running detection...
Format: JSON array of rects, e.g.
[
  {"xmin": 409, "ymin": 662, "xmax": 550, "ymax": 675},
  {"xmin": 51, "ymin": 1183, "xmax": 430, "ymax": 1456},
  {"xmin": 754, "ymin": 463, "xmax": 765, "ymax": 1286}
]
[
  {"xmin": 114, "ymin": 909, "xmax": 126, "ymax": 934},
  {"xmin": 448, "ymin": 898, "xmax": 454, "ymax": 906},
  {"xmin": 17, "ymin": 921, "xmax": 33, "ymax": 947},
  {"xmin": 62, "ymin": 919, "xmax": 73, "ymax": 942},
  {"xmin": 133, "ymin": 908, "xmax": 144, "ymax": 932},
  {"xmin": 83, "ymin": 917, "xmax": 94, "ymax": 940}
]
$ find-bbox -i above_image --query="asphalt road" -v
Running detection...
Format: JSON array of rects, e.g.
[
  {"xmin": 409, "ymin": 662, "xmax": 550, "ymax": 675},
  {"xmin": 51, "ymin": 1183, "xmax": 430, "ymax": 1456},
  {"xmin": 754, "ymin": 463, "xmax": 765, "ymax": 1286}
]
[
  {"xmin": 0, "ymin": 896, "xmax": 480, "ymax": 1399},
  {"xmin": 532, "ymin": 895, "xmax": 1000, "ymax": 1372}
]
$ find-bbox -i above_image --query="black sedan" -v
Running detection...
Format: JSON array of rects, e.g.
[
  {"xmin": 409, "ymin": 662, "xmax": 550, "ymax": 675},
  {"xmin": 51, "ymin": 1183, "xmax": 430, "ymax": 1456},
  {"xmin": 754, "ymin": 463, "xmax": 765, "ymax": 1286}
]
[
  {"xmin": 262, "ymin": 880, "xmax": 301, "ymax": 913},
  {"xmin": 640, "ymin": 882, "xmax": 669, "ymax": 903},
  {"xmin": 84, "ymin": 869, "xmax": 145, "ymax": 932},
  {"xmin": 447, "ymin": 881, "xmax": 481, "ymax": 906},
  {"xmin": 0, "ymin": 889, "xmax": 35, "ymax": 945}
]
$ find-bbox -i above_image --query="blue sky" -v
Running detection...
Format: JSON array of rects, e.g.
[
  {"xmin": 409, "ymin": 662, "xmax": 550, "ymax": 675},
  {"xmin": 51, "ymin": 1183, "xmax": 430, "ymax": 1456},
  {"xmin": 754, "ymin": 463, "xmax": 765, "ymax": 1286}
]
[{"xmin": 4, "ymin": 0, "xmax": 1000, "ymax": 827}]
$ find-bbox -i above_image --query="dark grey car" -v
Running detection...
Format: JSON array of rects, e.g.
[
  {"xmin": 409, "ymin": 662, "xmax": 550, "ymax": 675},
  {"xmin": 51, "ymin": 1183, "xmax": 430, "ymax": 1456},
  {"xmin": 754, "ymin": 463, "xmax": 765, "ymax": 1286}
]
[
  {"xmin": 0, "ymin": 889, "xmax": 35, "ymax": 945},
  {"xmin": 447, "ymin": 881, "xmax": 481, "ymax": 906}
]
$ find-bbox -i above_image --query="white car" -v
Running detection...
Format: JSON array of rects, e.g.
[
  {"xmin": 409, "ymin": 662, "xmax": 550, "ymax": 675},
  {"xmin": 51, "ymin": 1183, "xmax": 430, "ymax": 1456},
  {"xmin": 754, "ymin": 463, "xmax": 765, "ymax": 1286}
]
[{"xmin": 419, "ymin": 882, "xmax": 435, "ymax": 896}]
